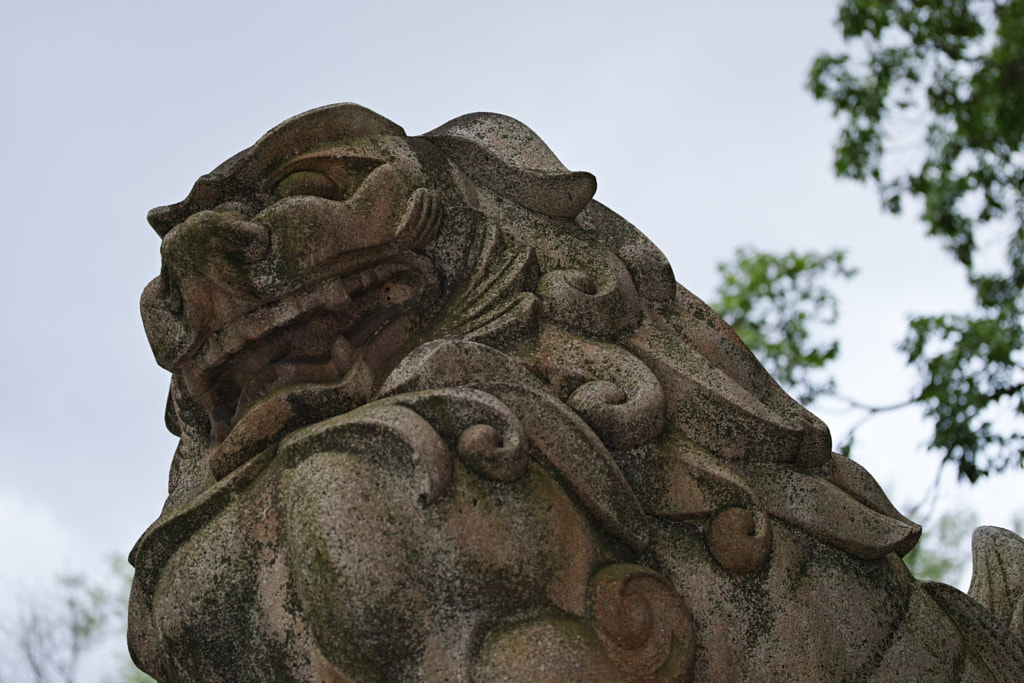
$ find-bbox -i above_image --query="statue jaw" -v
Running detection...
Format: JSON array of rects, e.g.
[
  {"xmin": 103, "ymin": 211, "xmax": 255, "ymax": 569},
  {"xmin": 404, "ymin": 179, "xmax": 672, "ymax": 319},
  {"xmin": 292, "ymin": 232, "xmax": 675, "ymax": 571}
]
[{"xmin": 179, "ymin": 254, "xmax": 439, "ymax": 447}]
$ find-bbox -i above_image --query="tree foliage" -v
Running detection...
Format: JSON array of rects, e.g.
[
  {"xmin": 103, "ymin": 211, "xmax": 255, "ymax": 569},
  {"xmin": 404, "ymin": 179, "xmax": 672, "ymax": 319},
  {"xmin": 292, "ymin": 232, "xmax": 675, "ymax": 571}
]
[
  {"xmin": 713, "ymin": 248, "xmax": 857, "ymax": 404},
  {"xmin": 0, "ymin": 573, "xmax": 109, "ymax": 683},
  {"xmin": 0, "ymin": 557, "xmax": 153, "ymax": 683},
  {"xmin": 904, "ymin": 508, "xmax": 1024, "ymax": 585},
  {"xmin": 807, "ymin": 0, "xmax": 1024, "ymax": 480},
  {"xmin": 904, "ymin": 507, "xmax": 979, "ymax": 584}
]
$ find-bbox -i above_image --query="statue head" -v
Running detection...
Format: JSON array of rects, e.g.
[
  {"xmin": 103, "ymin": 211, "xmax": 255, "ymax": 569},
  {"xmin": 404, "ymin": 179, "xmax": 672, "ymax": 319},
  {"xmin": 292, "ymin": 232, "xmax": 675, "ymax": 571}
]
[{"xmin": 141, "ymin": 103, "xmax": 610, "ymax": 498}]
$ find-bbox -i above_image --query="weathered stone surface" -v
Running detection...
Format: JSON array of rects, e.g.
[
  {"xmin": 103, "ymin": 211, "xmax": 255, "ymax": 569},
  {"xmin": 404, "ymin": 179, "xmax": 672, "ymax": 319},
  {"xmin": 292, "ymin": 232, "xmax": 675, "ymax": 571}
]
[
  {"xmin": 970, "ymin": 526, "xmax": 1024, "ymax": 641},
  {"xmin": 130, "ymin": 103, "xmax": 1024, "ymax": 681}
]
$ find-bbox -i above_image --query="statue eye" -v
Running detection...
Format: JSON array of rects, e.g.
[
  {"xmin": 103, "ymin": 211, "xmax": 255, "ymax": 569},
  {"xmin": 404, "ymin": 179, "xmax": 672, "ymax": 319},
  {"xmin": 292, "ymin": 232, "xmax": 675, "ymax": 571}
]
[{"xmin": 274, "ymin": 170, "xmax": 344, "ymax": 200}]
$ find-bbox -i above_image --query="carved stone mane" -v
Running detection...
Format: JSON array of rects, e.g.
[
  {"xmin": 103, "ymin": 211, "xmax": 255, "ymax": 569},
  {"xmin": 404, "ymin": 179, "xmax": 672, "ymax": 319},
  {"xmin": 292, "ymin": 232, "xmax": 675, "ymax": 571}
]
[{"xmin": 130, "ymin": 104, "xmax": 1024, "ymax": 681}]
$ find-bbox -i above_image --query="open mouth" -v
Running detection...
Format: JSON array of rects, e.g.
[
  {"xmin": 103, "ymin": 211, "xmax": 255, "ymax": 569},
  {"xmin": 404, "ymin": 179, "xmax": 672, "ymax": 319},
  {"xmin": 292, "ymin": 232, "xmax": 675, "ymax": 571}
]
[{"xmin": 179, "ymin": 256, "xmax": 437, "ymax": 445}]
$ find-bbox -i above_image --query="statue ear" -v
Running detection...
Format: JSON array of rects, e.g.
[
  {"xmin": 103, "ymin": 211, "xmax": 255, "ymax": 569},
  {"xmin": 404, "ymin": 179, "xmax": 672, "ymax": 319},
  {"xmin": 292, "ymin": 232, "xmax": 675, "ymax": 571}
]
[{"xmin": 423, "ymin": 113, "xmax": 596, "ymax": 218}]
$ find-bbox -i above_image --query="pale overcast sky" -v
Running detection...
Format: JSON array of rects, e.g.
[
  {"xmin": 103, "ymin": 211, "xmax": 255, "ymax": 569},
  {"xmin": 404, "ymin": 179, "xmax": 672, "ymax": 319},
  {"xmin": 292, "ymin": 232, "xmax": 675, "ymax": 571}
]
[{"xmin": 2, "ymin": 0, "xmax": 1021, "ymax": 650}]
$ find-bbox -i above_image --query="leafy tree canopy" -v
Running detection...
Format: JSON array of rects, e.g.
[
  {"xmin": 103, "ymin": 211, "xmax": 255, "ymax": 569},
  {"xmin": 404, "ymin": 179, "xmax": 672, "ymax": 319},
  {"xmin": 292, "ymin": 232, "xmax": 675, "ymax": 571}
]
[
  {"xmin": 800, "ymin": 0, "xmax": 1024, "ymax": 480},
  {"xmin": 713, "ymin": 248, "xmax": 857, "ymax": 405}
]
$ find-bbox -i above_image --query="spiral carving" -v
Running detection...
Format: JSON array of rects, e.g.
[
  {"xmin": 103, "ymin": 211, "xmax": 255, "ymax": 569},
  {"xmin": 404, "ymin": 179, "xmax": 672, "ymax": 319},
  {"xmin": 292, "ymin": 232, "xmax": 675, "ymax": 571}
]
[
  {"xmin": 542, "ymin": 330, "xmax": 665, "ymax": 451},
  {"xmin": 536, "ymin": 264, "xmax": 641, "ymax": 339},
  {"xmin": 571, "ymin": 380, "xmax": 628, "ymax": 406},
  {"xmin": 567, "ymin": 376, "xmax": 664, "ymax": 451},
  {"xmin": 456, "ymin": 422, "xmax": 528, "ymax": 481},
  {"xmin": 706, "ymin": 506, "xmax": 773, "ymax": 574},
  {"xmin": 589, "ymin": 564, "xmax": 695, "ymax": 682},
  {"xmin": 379, "ymin": 386, "xmax": 530, "ymax": 486}
]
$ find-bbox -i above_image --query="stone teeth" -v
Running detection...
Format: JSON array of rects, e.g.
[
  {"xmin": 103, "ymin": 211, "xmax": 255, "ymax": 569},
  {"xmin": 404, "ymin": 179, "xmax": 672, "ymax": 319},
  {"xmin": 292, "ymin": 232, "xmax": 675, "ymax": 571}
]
[
  {"xmin": 352, "ymin": 262, "xmax": 391, "ymax": 296},
  {"xmin": 331, "ymin": 336, "xmax": 358, "ymax": 371},
  {"xmin": 279, "ymin": 300, "xmax": 300, "ymax": 324},
  {"xmin": 188, "ymin": 262, "xmax": 413, "ymax": 381},
  {"xmin": 322, "ymin": 279, "xmax": 353, "ymax": 312},
  {"xmin": 229, "ymin": 309, "xmax": 273, "ymax": 354},
  {"xmin": 182, "ymin": 371, "xmax": 209, "ymax": 397},
  {"xmin": 359, "ymin": 270, "xmax": 376, "ymax": 293},
  {"xmin": 223, "ymin": 329, "xmax": 248, "ymax": 356},
  {"xmin": 200, "ymin": 337, "xmax": 225, "ymax": 374}
]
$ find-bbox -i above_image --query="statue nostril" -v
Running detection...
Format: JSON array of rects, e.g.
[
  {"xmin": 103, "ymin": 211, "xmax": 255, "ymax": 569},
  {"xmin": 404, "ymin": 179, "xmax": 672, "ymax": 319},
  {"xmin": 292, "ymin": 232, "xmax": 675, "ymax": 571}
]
[
  {"xmin": 165, "ymin": 210, "xmax": 272, "ymax": 267},
  {"xmin": 218, "ymin": 220, "xmax": 270, "ymax": 264}
]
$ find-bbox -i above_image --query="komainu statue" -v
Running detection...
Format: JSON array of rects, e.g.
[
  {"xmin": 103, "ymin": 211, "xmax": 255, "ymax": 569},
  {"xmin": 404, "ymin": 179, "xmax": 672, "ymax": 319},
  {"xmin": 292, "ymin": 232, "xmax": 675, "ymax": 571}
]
[{"xmin": 129, "ymin": 104, "xmax": 1024, "ymax": 681}]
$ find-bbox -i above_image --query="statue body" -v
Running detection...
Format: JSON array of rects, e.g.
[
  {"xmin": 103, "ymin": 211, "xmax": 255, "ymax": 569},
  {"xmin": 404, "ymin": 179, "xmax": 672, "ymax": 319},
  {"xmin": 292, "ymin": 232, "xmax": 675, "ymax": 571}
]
[{"xmin": 130, "ymin": 104, "xmax": 1024, "ymax": 681}]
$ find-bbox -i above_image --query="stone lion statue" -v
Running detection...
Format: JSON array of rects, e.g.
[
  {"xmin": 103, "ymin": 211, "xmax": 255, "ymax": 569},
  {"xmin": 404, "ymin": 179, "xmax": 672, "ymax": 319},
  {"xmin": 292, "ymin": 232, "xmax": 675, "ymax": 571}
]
[{"xmin": 129, "ymin": 104, "xmax": 1024, "ymax": 681}]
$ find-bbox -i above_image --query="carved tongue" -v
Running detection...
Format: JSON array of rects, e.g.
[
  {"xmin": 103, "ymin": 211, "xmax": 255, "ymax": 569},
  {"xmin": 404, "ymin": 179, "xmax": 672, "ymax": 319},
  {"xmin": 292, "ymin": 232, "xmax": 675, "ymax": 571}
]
[
  {"xmin": 232, "ymin": 358, "xmax": 338, "ymax": 428},
  {"xmin": 196, "ymin": 261, "xmax": 437, "ymax": 452},
  {"xmin": 233, "ymin": 365, "xmax": 281, "ymax": 426},
  {"xmin": 331, "ymin": 336, "xmax": 359, "ymax": 371}
]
